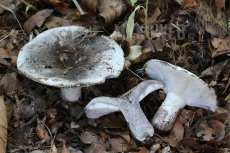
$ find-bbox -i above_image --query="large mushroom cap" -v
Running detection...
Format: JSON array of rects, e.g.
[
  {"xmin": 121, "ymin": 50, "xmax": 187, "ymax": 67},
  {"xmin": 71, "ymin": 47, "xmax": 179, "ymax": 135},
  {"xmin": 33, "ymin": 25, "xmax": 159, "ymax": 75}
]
[
  {"xmin": 17, "ymin": 26, "xmax": 124, "ymax": 87},
  {"xmin": 144, "ymin": 59, "xmax": 217, "ymax": 112}
]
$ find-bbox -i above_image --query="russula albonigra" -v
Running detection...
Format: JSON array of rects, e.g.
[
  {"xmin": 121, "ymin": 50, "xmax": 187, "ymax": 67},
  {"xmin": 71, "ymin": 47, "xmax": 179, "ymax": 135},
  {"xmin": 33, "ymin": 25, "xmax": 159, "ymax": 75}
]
[
  {"xmin": 142, "ymin": 59, "xmax": 217, "ymax": 132},
  {"xmin": 17, "ymin": 26, "xmax": 124, "ymax": 102},
  {"xmin": 85, "ymin": 80, "xmax": 164, "ymax": 143}
]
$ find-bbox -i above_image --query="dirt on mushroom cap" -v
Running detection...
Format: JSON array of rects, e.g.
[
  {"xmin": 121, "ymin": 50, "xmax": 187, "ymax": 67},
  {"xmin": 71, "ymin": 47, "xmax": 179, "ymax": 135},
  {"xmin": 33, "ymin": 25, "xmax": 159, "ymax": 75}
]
[{"xmin": 17, "ymin": 26, "xmax": 125, "ymax": 88}]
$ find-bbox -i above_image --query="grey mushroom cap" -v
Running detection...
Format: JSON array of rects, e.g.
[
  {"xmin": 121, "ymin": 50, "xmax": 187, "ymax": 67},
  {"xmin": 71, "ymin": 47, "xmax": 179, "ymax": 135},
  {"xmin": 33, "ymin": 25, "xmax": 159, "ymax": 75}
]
[
  {"xmin": 143, "ymin": 59, "xmax": 217, "ymax": 132},
  {"xmin": 17, "ymin": 26, "xmax": 124, "ymax": 88},
  {"xmin": 85, "ymin": 80, "xmax": 164, "ymax": 142}
]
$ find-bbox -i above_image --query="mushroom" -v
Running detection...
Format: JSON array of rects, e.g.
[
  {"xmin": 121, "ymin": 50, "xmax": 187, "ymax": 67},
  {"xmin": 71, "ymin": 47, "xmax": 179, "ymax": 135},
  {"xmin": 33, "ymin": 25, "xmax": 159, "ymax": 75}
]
[
  {"xmin": 85, "ymin": 80, "xmax": 164, "ymax": 143},
  {"xmin": 142, "ymin": 59, "xmax": 217, "ymax": 132},
  {"xmin": 17, "ymin": 26, "xmax": 124, "ymax": 102}
]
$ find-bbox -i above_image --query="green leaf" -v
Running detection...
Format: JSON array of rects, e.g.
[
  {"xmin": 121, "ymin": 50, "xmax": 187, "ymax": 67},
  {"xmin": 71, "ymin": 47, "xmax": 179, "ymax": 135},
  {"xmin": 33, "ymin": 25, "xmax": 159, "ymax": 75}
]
[{"xmin": 130, "ymin": 0, "xmax": 138, "ymax": 6}]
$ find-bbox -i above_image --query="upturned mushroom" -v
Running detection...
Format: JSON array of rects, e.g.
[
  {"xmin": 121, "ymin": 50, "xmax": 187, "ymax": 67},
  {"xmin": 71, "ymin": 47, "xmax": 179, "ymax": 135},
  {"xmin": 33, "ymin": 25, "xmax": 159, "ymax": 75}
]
[
  {"xmin": 17, "ymin": 26, "xmax": 124, "ymax": 102},
  {"xmin": 142, "ymin": 59, "xmax": 217, "ymax": 132},
  {"xmin": 85, "ymin": 80, "xmax": 164, "ymax": 143}
]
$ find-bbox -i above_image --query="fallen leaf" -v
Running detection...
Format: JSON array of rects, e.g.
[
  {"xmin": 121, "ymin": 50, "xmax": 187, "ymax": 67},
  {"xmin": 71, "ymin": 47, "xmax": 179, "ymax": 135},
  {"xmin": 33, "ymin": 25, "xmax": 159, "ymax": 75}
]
[
  {"xmin": 109, "ymin": 137, "xmax": 130, "ymax": 152},
  {"xmin": 79, "ymin": 0, "xmax": 127, "ymax": 27},
  {"xmin": 0, "ymin": 96, "xmax": 7, "ymax": 153},
  {"xmin": 208, "ymin": 120, "xmax": 225, "ymax": 141},
  {"xmin": 179, "ymin": 109, "xmax": 195, "ymax": 124},
  {"xmin": 148, "ymin": 7, "xmax": 161, "ymax": 24},
  {"xmin": 196, "ymin": 2, "xmax": 227, "ymax": 39},
  {"xmin": 44, "ymin": 16, "xmax": 73, "ymax": 29},
  {"xmin": 215, "ymin": 0, "xmax": 225, "ymax": 15},
  {"xmin": 135, "ymin": 147, "xmax": 148, "ymax": 153},
  {"xmin": 179, "ymin": 137, "xmax": 217, "ymax": 151},
  {"xmin": 148, "ymin": 144, "xmax": 160, "ymax": 153},
  {"xmin": 50, "ymin": 139, "xmax": 58, "ymax": 153},
  {"xmin": 0, "ymin": 48, "xmax": 10, "ymax": 58},
  {"xmin": 23, "ymin": 9, "xmax": 54, "ymax": 34},
  {"xmin": 0, "ymin": 72, "xmax": 18, "ymax": 98},
  {"xmin": 5, "ymin": 100, "xmax": 12, "ymax": 123},
  {"xmin": 61, "ymin": 144, "xmax": 70, "ymax": 153},
  {"xmin": 84, "ymin": 144, "xmax": 108, "ymax": 153},
  {"xmin": 67, "ymin": 147, "xmax": 83, "ymax": 153},
  {"xmin": 168, "ymin": 118, "xmax": 184, "ymax": 141},
  {"xmin": 182, "ymin": 0, "xmax": 197, "ymax": 8},
  {"xmin": 80, "ymin": 131, "xmax": 100, "ymax": 144},
  {"xmin": 70, "ymin": 121, "xmax": 80, "ymax": 129},
  {"xmin": 36, "ymin": 116, "xmax": 50, "ymax": 141},
  {"xmin": 212, "ymin": 36, "xmax": 230, "ymax": 57},
  {"xmin": 42, "ymin": 0, "xmax": 69, "ymax": 9},
  {"xmin": 0, "ymin": 0, "xmax": 20, "ymax": 13}
]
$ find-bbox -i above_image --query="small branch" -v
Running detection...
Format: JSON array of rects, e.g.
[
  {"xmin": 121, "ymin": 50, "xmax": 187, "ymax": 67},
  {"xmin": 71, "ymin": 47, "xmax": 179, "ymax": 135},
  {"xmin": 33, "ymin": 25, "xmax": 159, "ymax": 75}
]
[
  {"xmin": 20, "ymin": 0, "xmax": 38, "ymax": 11},
  {"xmin": 72, "ymin": 0, "xmax": 84, "ymax": 15}
]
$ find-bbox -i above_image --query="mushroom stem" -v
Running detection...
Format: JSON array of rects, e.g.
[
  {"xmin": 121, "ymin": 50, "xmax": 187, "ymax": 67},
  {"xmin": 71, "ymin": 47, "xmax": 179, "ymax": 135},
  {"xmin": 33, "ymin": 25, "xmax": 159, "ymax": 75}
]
[
  {"xmin": 61, "ymin": 87, "xmax": 82, "ymax": 102},
  {"xmin": 151, "ymin": 92, "xmax": 186, "ymax": 132},
  {"xmin": 118, "ymin": 99, "xmax": 154, "ymax": 141},
  {"xmin": 85, "ymin": 80, "xmax": 164, "ymax": 142}
]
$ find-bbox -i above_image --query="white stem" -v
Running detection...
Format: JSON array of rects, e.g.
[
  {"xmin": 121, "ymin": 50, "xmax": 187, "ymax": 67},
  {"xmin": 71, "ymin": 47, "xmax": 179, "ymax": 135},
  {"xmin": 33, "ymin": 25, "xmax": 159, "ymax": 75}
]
[
  {"xmin": 119, "ymin": 99, "xmax": 154, "ymax": 141},
  {"xmin": 151, "ymin": 92, "xmax": 186, "ymax": 132},
  {"xmin": 61, "ymin": 87, "xmax": 81, "ymax": 102}
]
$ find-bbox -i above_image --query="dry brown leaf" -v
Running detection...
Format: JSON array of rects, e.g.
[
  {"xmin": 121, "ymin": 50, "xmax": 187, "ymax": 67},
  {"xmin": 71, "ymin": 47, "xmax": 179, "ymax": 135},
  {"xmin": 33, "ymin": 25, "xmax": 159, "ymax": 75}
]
[
  {"xmin": 179, "ymin": 109, "xmax": 195, "ymax": 124},
  {"xmin": 36, "ymin": 116, "xmax": 50, "ymax": 141},
  {"xmin": 131, "ymin": 33, "xmax": 145, "ymax": 46},
  {"xmin": 70, "ymin": 121, "xmax": 80, "ymax": 129},
  {"xmin": 62, "ymin": 144, "xmax": 70, "ymax": 153},
  {"xmin": 79, "ymin": 1, "xmax": 97, "ymax": 14},
  {"xmin": 97, "ymin": 113, "xmax": 125, "ymax": 129},
  {"xmin": 5, "ymin": 100, "xmax": 12, "ymax": 123},
  {"xmin": 135, "ymin": 147, "xmax": 148, "ymax": 153},
  {"xmin": 0, "ymin": 0, "xmax": 20, "ymax": 13},
  {"xmin": 148, "ymin": 144, "xmax": 160, "ymax": 153},
  {"xmin": 208, "ymin": 120, "xmax": 225, "ymax": 141},
  {"xmin": 79, "ymin": 0, "xmax": 127, "ymax": 27},
  {"xmin": 168, "ymin": 118, "xmax": 184, "ymax": 141},
  {"xmin": 0, "ymin": 72, "xmax": 18, "ymax": 98},
  {"xmin": 148, "ymin": 7, "xmax": 161, "ymax": 25},
  {"xmin": 109, "ymin": 137, "xmax": 130, "ymax": 152},
  {"xmin": 50, "ymin": 139, "xmax": 58, "ymax": 153},
  {"xmin": 84, "ymin": 144, "xmax": 108, "ymax": 153},
  {"xmin": 215, "ymin": 0, "xmax": 225, "ymax": 15},
  {"xmin": 179, "ymin": 137, "xmax": 217, "ymax": 151},
  {"xmin": 211, "ymin": 38, "xmax": 221, "ymax": 48},
  {"xmin": 23, "ymin": 9, "xmax": 53, "ymax": 34},
  {"xmin": 174, "ymin": 0, "xmax": 184, "ymax": 5},
  {"xmin": 212, "ymin": 36, "xmax": 230, "ymax": 57},
  {"xmin": 0, "ymin": 96, "xmax": 7, "ymax": 153},
  {"xmin": 44, "ymin": 16, "xmax": 73, "ymax": 29},
  {"xmin": 131, "ymin": 51, "xmax": 155, "ymax": 64},
  {"xmin": 80, "ymin": 131, "xmax": 100, "ymax": 144},
  {"xmin": 0, "ymin": 48, "xmax": 10, "ymax": 58},
  {"xmin": 155, "ymin": 134, "xmax": 178, "ymax": 149},
  {"xmin": 43, "ymin": 0, "xmax": 69, "ymax": 9},
  {"xmin": 181, "ymin": 0, "xmax": 197, "ymax": 8},
  {"xmin": 99, "ymin": 1, "xmax": 127, "ymax": 27},
  {"xmin": 67, "ymin": 147, "xmax": 83, "ymax": 153}
]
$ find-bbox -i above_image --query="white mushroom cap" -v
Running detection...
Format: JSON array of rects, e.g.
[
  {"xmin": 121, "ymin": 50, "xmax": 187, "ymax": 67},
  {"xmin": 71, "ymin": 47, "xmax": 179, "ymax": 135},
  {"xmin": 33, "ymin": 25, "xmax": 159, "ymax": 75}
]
[
  {"xmin": 85, "ymin": 80, "xmax": 164, "ymax": 142},
  {"xmin": 143, "ymin": 59, "xmax": 217, "ymax": 132},
  {"xmin": 17, "ymin": 26, "xmax": 124, "ymax": 88}
]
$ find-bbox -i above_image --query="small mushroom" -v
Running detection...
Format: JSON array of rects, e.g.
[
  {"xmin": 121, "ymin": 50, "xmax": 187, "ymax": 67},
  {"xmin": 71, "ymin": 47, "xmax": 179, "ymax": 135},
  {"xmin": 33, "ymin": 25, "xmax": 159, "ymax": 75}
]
[
  {"xmin": 85, "ymin": 80, "xmax": 164, "ymax": 143},
  {"xmin": 143, "ymin": 59, "xmax": 217, "ymax": 132},
  {"xmin": 17, "ymin": 26, "xmax": 124, "ymax": 102}
]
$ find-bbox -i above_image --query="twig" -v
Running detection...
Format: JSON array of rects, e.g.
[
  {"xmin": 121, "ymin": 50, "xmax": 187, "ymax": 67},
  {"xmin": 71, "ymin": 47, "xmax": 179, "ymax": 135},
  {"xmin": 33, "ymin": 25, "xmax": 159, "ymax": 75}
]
[
  {"xmin": 0, "ymin": 30, "xmax": 15, "ymax": 42},
  {"xmin": 72, "ymin": 0, "xmax": 84, "ymax": 15},
  {"xmin": 0, "ymin": 4, "xmax": 27, "ymax": 37},
  {"xmin": 126, "ymin": 67, "xmax": 144, "ymax": 80},
  {"xmin": 20, "ymin": 0, "xmax": 38, "ymax": 11}
]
